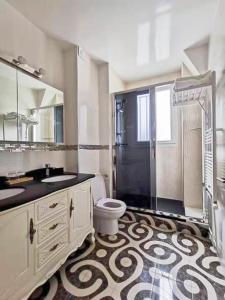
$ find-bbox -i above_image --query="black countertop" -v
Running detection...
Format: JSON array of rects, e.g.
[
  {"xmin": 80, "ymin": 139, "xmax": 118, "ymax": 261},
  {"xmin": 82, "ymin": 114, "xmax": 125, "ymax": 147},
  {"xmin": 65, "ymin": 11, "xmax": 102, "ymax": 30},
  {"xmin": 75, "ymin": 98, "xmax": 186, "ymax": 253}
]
[{"xmin": 0, "ymin": 173, "xmax": 95, "ymax": 212}]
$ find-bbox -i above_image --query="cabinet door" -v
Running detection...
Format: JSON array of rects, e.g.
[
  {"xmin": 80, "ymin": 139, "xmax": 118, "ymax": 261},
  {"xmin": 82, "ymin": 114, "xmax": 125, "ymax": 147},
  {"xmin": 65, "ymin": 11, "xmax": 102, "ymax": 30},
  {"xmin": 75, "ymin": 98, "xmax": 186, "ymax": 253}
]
[
  {"xmin": 70, "ymin": 181, "xmax": 92, "ymax": 244},
  {"xmin": 0, "ymin": 204, "xmax": 34, "ymax": 299}
]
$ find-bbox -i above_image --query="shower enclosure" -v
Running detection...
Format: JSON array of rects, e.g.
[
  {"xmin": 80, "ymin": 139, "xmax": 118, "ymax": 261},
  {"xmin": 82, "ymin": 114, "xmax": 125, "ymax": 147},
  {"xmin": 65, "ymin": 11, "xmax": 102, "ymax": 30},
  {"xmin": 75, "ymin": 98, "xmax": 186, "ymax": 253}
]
[
  {"xmin": 114, "ymin": 89, "xmax": 156, "ymax": 209},
  {"xmin": 113, "ymin": 72, "xmax": 216, "ymax": 224},
  {"xmin": 114, "ymin": 83, "xmax": 183, "ymax": 213}
]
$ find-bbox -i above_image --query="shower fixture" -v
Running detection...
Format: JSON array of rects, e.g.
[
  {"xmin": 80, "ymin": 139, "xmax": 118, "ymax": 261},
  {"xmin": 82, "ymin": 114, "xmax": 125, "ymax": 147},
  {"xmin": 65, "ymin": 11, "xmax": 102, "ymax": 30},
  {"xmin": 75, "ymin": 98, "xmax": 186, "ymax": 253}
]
[{"xmin": 116, "ymin": 99, "xmax": 126, "ymax": 112}]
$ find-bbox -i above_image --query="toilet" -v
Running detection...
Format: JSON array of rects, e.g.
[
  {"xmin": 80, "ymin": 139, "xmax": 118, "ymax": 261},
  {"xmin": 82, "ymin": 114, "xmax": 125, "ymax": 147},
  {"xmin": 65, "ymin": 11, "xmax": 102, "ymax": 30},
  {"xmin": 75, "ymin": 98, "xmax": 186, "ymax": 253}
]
[{"xmin": 91, "ymin": 175, "xmax": 126, "ymax": 235}]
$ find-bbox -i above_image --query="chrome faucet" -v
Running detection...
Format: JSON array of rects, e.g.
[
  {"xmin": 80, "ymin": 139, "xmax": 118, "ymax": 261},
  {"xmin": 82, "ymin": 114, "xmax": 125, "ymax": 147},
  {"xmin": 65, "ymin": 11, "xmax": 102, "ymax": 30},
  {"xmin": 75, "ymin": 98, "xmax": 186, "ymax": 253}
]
[{"xmin": 45, "ymin": 164, "xmax": 51, "ymax": 177}]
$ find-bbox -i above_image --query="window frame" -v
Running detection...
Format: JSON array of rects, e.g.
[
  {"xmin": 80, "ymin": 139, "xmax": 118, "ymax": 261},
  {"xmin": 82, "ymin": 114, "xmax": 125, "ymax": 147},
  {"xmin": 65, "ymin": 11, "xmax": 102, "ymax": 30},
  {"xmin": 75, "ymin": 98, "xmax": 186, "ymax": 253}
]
[
  {"xmin": 136, "ymin": 92, "xmax": 150, "ymax": 143},
  {"xmin": 155, "ymin": 84, "xmax": 175, "ymax": 144}
]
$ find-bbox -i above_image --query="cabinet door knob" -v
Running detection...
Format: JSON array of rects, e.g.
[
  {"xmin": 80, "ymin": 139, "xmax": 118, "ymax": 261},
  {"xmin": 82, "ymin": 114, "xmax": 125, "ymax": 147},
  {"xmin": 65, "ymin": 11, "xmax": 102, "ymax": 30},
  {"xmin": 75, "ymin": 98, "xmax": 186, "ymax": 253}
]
[
  {"xmin": 49, "ymin": 202, "xmax": 58, "ymax": 209},
  {"xmin": 29, "ymin": 218, "xmax": 36, "ymax": 244},
  {"xmin": 49, "ymin": 243, "xmax": 59, "ymax": 252},
  {"xmin": 49, "ymin": 223, "xmax": 58, "ymax": 230},
  {"xmin": 70, "ymin": 199, "xmax": 74, "ymax": 218}
]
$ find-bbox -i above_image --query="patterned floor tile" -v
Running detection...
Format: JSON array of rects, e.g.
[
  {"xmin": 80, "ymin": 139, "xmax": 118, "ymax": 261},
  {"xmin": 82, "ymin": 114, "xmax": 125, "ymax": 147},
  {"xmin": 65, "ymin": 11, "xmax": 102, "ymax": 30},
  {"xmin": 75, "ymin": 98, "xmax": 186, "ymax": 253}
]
[
  {"xmin": 151, "ymin": 274, "xmax": 193, "ymax": 300},
  {"xmin": 28, "ymin": 211, "xmax": 225, "ymax": 300}
]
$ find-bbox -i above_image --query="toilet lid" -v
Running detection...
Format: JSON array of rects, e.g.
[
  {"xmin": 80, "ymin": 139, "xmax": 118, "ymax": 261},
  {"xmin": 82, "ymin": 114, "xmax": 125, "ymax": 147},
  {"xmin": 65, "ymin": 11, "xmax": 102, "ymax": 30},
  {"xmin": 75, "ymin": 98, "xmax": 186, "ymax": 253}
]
[
  {"xmin": 91, "ymin": 175, "xmax": 107, "ymax": 204},
  {"xmin": 96, "ymin": 198, "xmax": 126, "ymax": 211}
]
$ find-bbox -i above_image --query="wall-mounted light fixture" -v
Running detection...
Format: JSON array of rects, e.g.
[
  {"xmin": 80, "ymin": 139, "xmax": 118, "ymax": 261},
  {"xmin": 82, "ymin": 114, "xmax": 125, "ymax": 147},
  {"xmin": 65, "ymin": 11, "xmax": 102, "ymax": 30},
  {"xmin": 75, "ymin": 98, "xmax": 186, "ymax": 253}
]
[
  {"xmin": 33, "ymin": 68, "xmax": 46, "ymax": 78},
  {"xmin": 12, "ymin": 56, "xmax": 27, "ymax": 66},
  {"xmin": 9, "ymin": 55, "xmax": 46, "ymax": 79}
]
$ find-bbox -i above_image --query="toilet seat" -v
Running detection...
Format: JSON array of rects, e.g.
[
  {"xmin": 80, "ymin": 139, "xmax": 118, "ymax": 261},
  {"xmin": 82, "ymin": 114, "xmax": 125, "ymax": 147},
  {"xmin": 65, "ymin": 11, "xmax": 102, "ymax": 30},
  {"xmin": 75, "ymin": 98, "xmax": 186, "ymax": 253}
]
[{"xmin": 96, "ymin": 198, "xmax": 126, "ymax": 211}]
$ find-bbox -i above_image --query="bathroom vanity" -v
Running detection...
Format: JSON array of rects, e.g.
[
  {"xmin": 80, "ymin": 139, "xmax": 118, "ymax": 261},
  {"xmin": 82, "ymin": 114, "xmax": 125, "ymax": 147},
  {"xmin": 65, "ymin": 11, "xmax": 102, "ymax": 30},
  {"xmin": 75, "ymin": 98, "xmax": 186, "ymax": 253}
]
[{"xmin": 0, "ymin": 174, "xmax": 94, "ymax": 300}]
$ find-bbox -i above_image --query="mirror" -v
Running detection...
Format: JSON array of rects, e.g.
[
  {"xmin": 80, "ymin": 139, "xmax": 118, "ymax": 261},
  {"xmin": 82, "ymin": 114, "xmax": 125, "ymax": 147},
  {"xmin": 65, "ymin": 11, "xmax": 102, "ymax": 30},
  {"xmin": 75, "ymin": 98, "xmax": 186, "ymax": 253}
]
[
  {"xmin": 18, "ymin": 71, "xmax": 64, "ymax": 143},
  {"xmin": 0, "ymin": 62, "xmax": 18, "ymax": 141},
  {"xmin": 0, "ymin": 60, "xmax": 64, "ymax": 144}
]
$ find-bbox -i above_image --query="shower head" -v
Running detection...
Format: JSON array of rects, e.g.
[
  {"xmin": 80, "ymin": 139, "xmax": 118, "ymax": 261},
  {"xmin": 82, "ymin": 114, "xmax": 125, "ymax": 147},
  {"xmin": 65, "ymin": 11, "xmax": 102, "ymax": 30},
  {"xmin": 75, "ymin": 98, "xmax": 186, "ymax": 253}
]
[{"xmin": 117, "ymin": 99, "xmax": 127, "ymax": 112}]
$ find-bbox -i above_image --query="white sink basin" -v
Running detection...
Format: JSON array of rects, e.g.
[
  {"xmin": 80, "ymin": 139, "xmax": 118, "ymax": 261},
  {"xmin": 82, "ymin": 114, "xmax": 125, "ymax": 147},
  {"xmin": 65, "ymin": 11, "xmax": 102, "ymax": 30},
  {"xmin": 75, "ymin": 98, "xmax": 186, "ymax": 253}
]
[
  {"xmin": 42, "ymin": 175, "xmax": 77, "ymax": 183},
  {"xmin": 0, "ymin": 188, "xmax": 25, "ymax": 200}
]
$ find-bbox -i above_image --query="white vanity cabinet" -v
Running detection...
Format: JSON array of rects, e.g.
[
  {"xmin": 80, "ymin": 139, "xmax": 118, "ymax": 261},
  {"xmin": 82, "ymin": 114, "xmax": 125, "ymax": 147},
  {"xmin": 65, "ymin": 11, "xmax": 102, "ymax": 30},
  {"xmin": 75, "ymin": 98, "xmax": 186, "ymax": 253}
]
[
  {"xmin": 0, "ymin": 179, "xmax": 94, "ymax": 300},
  {"xmin": 69, "ymin": 181, "xmax": 93, "ymax": 247},
  {"xmin": 0, "ymin": 204, "xmax": 35, "ymax": 300}
]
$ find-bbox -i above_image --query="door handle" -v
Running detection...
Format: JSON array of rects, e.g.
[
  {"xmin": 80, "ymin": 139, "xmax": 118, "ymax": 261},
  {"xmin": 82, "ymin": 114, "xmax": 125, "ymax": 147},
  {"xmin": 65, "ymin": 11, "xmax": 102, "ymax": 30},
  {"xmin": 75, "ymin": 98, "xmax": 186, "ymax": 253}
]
[
  {"xmin": 29, "ymin": 218, "xmax": 36, "ymax": 244},
  {"xmin": 70, "ymin": 198, "xmax": 74, "ymax": 218},
  {"xmin": 116, "ymin": 143, "xmax": 128, "ymax": 146},
  {"xmin": 152, "ymin": 139, "xmax": 156, "ymax": 159}
]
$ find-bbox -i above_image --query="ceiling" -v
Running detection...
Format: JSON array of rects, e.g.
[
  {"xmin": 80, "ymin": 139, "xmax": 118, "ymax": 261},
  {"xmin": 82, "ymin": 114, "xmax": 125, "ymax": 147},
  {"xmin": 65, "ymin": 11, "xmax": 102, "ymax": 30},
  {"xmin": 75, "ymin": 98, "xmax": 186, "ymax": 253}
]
[{"xmin": 7, "ymin": 0, "xmax": 218, "ymax": 82}]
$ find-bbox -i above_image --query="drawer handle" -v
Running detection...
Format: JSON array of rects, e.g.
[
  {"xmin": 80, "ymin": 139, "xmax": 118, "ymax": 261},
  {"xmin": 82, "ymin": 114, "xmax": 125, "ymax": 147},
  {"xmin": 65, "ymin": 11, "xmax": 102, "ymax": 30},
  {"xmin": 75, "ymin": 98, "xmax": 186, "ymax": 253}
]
[
  {"xmin": 49, "ymin": 203, "xmax": 58, "ymax": 209},
  {"xmin": 49, "ymin": 243, "xmax": 59, "ymax": 252},
  {"xmin": 49, "ymin": 223, "xmax": 58, "ymax": 230}
]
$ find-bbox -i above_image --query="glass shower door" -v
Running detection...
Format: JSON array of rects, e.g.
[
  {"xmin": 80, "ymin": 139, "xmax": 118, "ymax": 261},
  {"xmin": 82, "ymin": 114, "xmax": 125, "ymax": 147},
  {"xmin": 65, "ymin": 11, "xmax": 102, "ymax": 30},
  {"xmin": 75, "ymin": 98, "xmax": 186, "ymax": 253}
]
[{"xmin": 115, "ymin": 89, "xmax": 156, "ymax": 209}]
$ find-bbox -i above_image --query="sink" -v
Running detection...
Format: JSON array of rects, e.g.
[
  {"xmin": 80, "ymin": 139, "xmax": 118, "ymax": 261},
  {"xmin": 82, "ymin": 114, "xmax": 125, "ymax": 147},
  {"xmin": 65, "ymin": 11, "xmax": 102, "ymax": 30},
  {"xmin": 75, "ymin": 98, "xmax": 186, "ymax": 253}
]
[
  {"xmin": 41, "ymin": 175, "xmax": 77, "ymax": 183},
  {"xmin": 0, "ymin": 188, "xmax": 25, "ymax": 200}
]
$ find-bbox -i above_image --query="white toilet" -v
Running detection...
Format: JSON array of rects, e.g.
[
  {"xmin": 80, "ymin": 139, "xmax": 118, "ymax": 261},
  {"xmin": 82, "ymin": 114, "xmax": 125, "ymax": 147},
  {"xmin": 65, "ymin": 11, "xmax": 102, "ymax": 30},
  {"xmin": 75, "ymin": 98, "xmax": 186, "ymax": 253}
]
[{"xmin": 91, "ymin": 175, "xmax": 126, "ymax": 235}]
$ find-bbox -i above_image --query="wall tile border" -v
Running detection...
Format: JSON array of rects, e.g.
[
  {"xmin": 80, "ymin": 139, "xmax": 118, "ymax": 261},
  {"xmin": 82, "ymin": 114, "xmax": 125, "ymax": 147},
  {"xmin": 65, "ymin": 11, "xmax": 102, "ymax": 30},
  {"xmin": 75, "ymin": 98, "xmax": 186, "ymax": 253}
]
[
  {"xmin": 0, "ymin": 143, "xmax": 109, "ymax": 152},
  {"xmin": 79, "ymin": 145, "xmax": 109, "ymax": 150}
]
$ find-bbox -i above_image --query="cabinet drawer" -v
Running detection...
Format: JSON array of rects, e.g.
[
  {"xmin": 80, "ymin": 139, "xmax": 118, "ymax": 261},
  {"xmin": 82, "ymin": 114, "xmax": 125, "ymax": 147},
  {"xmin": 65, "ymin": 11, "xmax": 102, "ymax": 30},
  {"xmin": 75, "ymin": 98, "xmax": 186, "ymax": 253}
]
[
  {"xmin": 37, "ymin": 211, "xmax": 68, "ymax": 244},
  {"xmin": 36, "ymin": 229, "xmax": 69, "ymax": 271},
  {"xmin": 35, "ymin": 191, "xmax": 68, "ymax": 222}
]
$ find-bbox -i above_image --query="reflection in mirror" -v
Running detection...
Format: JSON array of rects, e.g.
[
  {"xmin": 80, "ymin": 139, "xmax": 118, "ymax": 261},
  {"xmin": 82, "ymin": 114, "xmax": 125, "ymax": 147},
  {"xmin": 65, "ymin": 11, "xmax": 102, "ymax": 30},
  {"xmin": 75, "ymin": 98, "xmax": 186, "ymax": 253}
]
[
  {"xmin": 0, "ymin": 62, "xmax": 18, "ymax": 141},
  {"xmin": 18, "ymin": 71, "xmax": 64, "ymax": 143}
]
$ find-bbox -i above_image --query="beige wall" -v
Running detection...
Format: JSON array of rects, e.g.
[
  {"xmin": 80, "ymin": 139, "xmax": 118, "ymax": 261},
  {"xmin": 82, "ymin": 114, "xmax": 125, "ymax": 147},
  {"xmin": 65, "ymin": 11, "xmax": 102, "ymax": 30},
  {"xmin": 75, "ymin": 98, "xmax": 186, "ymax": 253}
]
[
  {"xmin": 64, "ymin": 47, "xmax": 78, "ymax": 171},
  {"xmin": 109, "ymin": 66, "xmax": 126, "ymax": 93},
  {"xmin": 156, "ymin": 104, "xmax": 202, "ymax": 205},
  {"xmin": 77, "ymin": 49, "xmax": 100, "ymax": 174},
  {"xmin": 77, "ymin": 51, "xmax": 99, "ymax": 145},
  {"xmin": 125, "ymin": 70, "xmax": 180, "ymax": 91},
  {"xmin": 184, "ymin": 42, "xmax": 209, "ymax": 75},
  {"xmin": 99, "ymin": 63, "xmax": 110, "ymax": 146},
  {"xmin": 209, "ymin": 0, "xmax": 225, "ymax": 84},
  {"xmin": 0, "ymin": 1, "xmax": 77, "ymax": 174},
  {"xmin": 99, "ymin": 63, "xmax": 110, "ymax": 174},
  {"xmin": 76, "ymin": 54, "xmax": 111, "ymax": 191},
  {"xmin": 183, "ymin": 104, "xmax": 202, "ymax": 208},
  {"xmin": 0, "ymin": 1, "xmax": 65, "ymax": 91},
  {"xmin": 0, "ymin": 151, "xmax": 66, "ymax": 176}
]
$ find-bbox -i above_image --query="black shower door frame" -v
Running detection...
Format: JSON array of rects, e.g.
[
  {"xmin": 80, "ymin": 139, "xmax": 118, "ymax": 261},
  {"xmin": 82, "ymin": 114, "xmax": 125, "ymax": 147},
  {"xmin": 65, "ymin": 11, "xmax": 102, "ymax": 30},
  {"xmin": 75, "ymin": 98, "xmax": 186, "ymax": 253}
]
[{"xmin": 113, "ymin": 87, "xmax": 156, "ymax": 210}]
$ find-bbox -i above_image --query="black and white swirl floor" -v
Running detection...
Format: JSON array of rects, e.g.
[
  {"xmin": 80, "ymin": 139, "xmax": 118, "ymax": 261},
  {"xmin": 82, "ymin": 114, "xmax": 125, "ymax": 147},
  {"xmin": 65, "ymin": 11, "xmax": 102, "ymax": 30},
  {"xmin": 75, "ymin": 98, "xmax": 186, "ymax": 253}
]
[{"xmin": 29, "ymin": 211, "xmax": 225, "ymax": 300}]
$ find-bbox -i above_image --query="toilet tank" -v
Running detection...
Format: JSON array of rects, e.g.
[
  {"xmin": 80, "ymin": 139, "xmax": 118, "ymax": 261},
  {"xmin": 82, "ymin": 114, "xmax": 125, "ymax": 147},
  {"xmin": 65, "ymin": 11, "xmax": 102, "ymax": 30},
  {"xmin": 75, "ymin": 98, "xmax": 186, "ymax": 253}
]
[{"xmin": 91, "ymin": 175, "xmax": 107, "ymax": 204}]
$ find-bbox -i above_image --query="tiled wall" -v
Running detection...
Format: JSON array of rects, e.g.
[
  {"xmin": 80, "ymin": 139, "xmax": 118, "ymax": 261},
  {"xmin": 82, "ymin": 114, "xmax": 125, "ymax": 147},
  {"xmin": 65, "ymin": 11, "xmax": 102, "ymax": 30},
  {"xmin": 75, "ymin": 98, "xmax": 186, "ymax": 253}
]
[
  {"xmin": 0, "ymin": 151, "xmax": 68, "ymax": 176},
  {"xmin": 183, "ymin": 104, "xmax": 202, "ymax": 209},
  {"xmin": 77, "ymin": 50, "xmax": 111, "ymax": 181},
  {"xmin": 156, "ymin": 106, "xmax": 183, "ymax": 201}
]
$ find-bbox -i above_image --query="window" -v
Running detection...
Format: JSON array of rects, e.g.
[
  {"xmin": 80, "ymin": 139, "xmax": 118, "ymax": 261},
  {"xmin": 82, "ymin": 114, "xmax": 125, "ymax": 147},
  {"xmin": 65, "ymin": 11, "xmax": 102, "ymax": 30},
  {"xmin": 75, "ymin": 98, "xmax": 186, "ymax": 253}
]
[
  {"xmin": 137, "ymin": 93, "xmax": 150, "ymax": 142},
  {"xmin": 54, "ymin": 105, "xmax": 64, "ymax": 143},
  {"xmin": 155, "ymin": 85, "xmax": 172, "ymax": 142}
]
